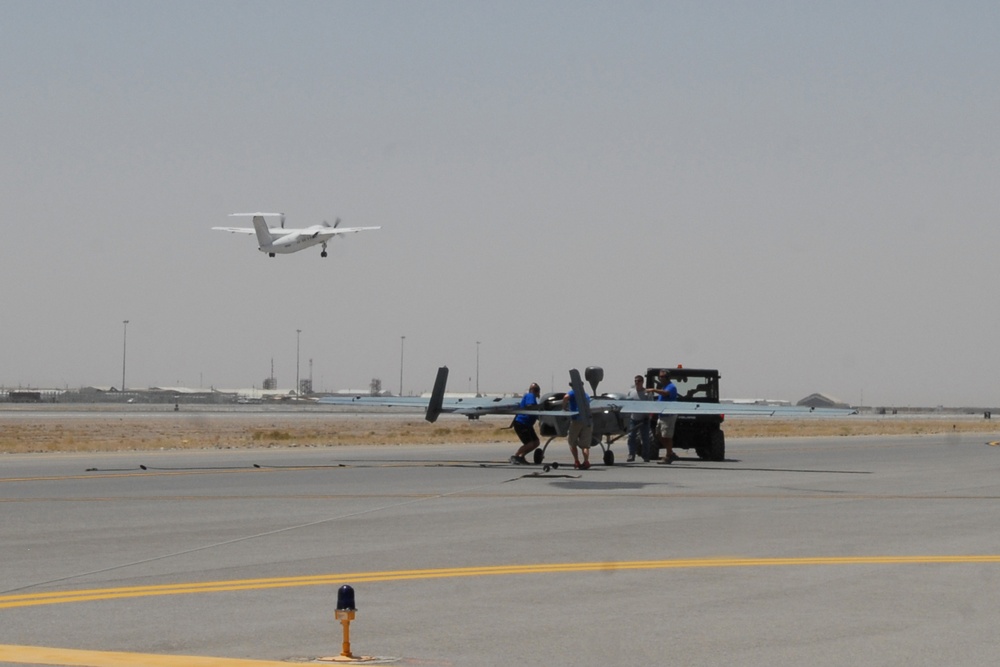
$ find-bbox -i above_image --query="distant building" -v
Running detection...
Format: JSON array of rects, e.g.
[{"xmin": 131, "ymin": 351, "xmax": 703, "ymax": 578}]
[{"xmin": 797, "ymin": 393, "xmax": 851, "ymax": 409}]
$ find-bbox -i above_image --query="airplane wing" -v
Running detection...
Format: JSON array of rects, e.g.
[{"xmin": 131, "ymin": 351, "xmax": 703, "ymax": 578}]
[
  {"xmin": 211, "ymin": 227, "xmax": 257, "ymax": 234},
  {"xmin": 309, "ymin": 225, "xmax": 382, "ymax": 239},
  {"xmin": 218, "ymin": 214, "xmax": 379, "ymax": 238}
]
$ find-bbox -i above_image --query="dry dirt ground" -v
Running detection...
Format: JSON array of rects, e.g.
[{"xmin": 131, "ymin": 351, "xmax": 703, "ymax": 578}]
[{"xmin": 2, "ymin": 406, "xmax": 999, "ymax": 454}]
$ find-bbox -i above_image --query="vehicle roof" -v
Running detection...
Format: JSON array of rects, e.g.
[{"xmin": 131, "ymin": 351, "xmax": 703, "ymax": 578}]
[{"xmin": 646, "ymin": 367, "xmax": 720, "ymax": 376}]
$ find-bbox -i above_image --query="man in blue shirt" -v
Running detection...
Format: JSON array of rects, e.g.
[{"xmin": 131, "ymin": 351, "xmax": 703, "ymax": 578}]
[
  {"xmin": 509, "ymin": 382, "xmax": 541, "ymax": 465},
  {"xmin": 649, "ymin": 369, "xmax": 680, "ymax": 464}
]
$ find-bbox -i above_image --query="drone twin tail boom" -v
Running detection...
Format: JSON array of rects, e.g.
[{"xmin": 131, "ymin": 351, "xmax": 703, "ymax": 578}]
[{"xmin": 212, "ymin": 212, "xmax": 380, "ymax": 257}]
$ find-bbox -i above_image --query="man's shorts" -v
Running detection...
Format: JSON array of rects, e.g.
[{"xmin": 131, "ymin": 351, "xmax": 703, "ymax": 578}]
[
  {"xmin": 568, "ymin": 419, "xmax": 593, "ymax": 449},
  {"xmin": 656, "ymin": 414, "xmax": 677, "ymax": 438},
  {"xmin": 513, "ymin": 420, "xmax": 538, "ymax": 446}
]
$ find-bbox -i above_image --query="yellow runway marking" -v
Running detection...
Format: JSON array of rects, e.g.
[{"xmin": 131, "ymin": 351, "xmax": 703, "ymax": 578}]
[
  {"xmin": 0, "ymin": 644, "xmax": 294, "ymax": 667},
  {"xmin": 4, "ymin": 556, "xmax": 1000, "ymax": 666},
  {"xmin": 4, "ymin": 555, "xmax": 1000, "ymax": 610}
]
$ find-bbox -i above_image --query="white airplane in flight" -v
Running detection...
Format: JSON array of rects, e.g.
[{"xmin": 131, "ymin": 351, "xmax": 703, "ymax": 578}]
[{"xmin": 213, "ymin": 213, "xmax": 380, "ymax": 257}]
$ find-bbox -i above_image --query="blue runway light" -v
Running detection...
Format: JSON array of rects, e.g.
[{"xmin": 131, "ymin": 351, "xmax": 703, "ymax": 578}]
[{"xmin": 337, "ymin": 584, "xmax": 356, "ymax": 611}]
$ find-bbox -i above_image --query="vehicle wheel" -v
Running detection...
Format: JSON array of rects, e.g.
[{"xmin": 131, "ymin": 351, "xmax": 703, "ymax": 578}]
[
  {"xmin": 603, "ymin": 449, "xmax": 615, "ymax": 466},
  {"xmin": 533, "ymin": 449, "xmax": 545, "ymax": 465},
  {"xmin": 709, "ymin": 429, "xmax": 725, "ymax": 461}
]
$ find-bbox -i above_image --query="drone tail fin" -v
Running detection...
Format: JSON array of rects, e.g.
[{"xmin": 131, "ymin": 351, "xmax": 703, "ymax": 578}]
[{"xmin": 426, "ymin": 366, "xmax": 449, "ymax": 423}]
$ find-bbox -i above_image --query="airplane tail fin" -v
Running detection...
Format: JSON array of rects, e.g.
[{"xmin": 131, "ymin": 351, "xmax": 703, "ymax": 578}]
[
  {"xmin": 425, "ymin": 366, "xmax": 449, "ymax": 423},
  {"xmin": 251, "ymin": 216, "xmax": 273, "ymax": 247}
]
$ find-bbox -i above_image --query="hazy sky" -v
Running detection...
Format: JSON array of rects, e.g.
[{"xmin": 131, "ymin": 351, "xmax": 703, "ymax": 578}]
[{"xmin": 2, "ymin": 1, "xmax": 998, "ymax": 407}]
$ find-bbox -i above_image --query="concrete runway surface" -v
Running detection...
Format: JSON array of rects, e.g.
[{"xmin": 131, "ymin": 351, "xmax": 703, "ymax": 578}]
[{"xmin": 3, "ymin": 432, "xmax": 1000, "ymax": 666}]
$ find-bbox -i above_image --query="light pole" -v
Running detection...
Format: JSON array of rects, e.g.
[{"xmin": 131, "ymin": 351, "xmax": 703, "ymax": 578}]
[
  {"xmin": 476, "ymin": 341, "xmax": 480, "ymax": 396},
  {"xmin": 121, "ymin": 320, "xmax": 129, "ymax": 393},
  {"xmin": 296, "ymin": 329, "xmax": 302, "ymax": 395},
  {"xmin": 399, "ymin": 335, "xmax": 405, "ymax": 396}
]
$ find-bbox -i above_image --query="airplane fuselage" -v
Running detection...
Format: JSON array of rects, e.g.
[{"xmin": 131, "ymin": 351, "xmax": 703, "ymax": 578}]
[{"xmin": 259, "ymin": 227, "xmax": 327, "ymax": 254}]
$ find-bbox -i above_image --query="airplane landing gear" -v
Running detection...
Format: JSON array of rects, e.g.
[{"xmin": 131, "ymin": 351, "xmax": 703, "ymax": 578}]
[{"xmin": 321, "ymin": 242, "xmax": 329, "ymax": 257}]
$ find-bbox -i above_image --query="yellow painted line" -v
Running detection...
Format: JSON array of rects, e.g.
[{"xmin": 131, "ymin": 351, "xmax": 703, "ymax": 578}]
[
  {"xmin": 4, "ymin": 555, "xmax": 1000, "ymax": 609},
  {"xmin": 0, "ymin": 644, "xmax": 294, "ymax": 667}
]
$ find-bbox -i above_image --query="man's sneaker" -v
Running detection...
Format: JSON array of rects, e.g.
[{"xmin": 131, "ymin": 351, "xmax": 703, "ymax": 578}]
[
  {"xmin": 668, "ymin": 452, "xmax": 680, "ymax": 462},
  {"xmin": 573, "ymin": 461, "xmax": 581, "ymax": 469},
  {"xmin": 626, "ymin": 455, "xmax": 635, "ymax": 462},
  {"xmin": 510, "ymin": 455, "xmax": 528, "ymax": 465},
  {"xmin": 581, "ymin": 461, "xmax": 591, "ymax": 470},
  {"xmin": 657, "ymin": 457, "xmax": 672, "ymax": 465}
]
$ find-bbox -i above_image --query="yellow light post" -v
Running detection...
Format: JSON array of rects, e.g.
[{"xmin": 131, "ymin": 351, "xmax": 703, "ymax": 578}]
[{"xmin": 335, "ymin": 585, "xmax": 357, "ymax": 659}]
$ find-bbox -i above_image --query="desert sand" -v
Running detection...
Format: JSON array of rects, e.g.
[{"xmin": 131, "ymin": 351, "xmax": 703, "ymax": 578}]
[{"xmin": 2, "ymin": 405, "xmax": 998, "ymax": 454}]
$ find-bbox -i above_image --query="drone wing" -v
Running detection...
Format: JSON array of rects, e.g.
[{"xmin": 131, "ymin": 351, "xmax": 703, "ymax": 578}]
[
  {"xmin": 319, "ymin": 367, "xmax": 573, "ymax": 423},
  {"xmin": 603, "ymin": 399, "xmax": 856, "ymax": 418}
]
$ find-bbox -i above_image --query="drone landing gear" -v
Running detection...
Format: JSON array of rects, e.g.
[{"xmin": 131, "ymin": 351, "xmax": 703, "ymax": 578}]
[
  {"xmin": 532, "ymin": 435, "xmax": 615, "ymax": 472},
  {"xmin": 535, "ymin": 434, "xmax": 616, "ymax": 467}
]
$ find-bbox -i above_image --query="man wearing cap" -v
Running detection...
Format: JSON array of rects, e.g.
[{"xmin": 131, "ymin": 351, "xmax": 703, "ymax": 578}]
[
  {"xmin": 649, "ymin": 369, "xmax": 680, "ymax": 464},
  {"xmin": 509, "ymin": 382, "xmax": 542, "ymax": 465}
]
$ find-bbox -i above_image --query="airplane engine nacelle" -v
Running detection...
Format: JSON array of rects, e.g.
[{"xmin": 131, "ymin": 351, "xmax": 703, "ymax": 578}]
[
  {"xmin": 537, "ymin": 390, "xmax": 626, "ymax": 443},
  {"xmin": 539, "ymin": 392, "xmax": 568, "ymax": 437},
  {"xmin": 591, "ymin": 407, "xmax": 627, "ymax": 440}
]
